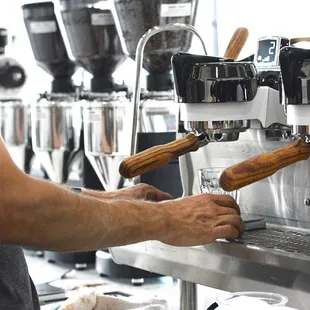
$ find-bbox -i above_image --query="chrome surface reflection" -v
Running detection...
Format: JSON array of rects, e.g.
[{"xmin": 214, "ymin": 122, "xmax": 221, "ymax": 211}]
[
  {"xmin": 0, "ymin": 100, "xmax": 32, "ymax": 172},
  {"xmin": 83, "ymin": 93, "xmax": 132, "ymax": 191},
  {"xmin": 184, "ymin": 62, "xmax": 258, "ymax": 103},
  {"xmin": 139, "ymin": 91, "xmax": 178, "ymax": 133},
  {"xmin": 32, "ymin": 94, "xmax": 82, "ymax": 184}
]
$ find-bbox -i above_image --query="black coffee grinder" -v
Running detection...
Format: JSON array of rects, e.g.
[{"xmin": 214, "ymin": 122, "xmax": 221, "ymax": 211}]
[
  {"xmin": 112, "ymin": 0, "xmax": 199, "ymax": 198},
  {"xmin": 59, "ymin": 0, "xmax": 161, "ymax": 282},
  {"xmin": 22, "ymin": 1, "xmax": 103, "ymax": 269}
]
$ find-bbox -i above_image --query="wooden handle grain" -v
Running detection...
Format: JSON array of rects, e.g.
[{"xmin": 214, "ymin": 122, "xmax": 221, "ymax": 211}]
[
  {"xmin": 224, "ymin": 27, "xmax": 249, "ymax": 60},
  {"xmin": 290, "ymin": 37, "xmax": 310, "ymax": 45},
  {"xmin": 219, "ymin": 139, "xmax": 310, "ymax": 191},
  {"xmin": 119, "ymin": 133, "xmax": 201, "ymax": 179}
]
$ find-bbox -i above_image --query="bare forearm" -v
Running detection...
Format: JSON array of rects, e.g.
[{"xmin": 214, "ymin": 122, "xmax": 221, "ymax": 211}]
[{"xmin": 1, "ymin": 177, "xmax": 167, "ymax": 252}]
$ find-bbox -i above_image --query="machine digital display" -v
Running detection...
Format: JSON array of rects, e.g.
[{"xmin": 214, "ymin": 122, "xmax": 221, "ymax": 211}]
[{"xmin": 256, "ymin": 39, "xmax": 278, "ymax": 63}]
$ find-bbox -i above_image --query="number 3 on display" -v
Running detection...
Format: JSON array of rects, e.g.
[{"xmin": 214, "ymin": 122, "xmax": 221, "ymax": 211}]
[{"xmin": 269, "ymin": 41, "xmax": 276, "ymax": 55}]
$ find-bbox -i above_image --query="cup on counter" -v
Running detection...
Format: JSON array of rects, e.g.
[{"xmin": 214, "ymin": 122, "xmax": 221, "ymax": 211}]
[
  {"xmin": 198, "ymin": 167, "xmax": 239, "ymax": 203},
  {"xmin": 207, "ymin": 291, "xmax": 288, "ymax": 309}
]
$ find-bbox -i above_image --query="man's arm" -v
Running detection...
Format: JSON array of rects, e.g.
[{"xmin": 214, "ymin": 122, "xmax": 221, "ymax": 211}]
[
  {"xmin": 81, "ymin": 183, "xmax": 173, "ymax": 202},
  {"xmin": 0, "ymin": 138, "xmax": 244, "ymax": 251}
]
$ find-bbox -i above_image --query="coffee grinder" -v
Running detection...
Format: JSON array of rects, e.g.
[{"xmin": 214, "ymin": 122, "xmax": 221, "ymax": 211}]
[
  {"xmin": 59, "ymin": 0, "xmax": 160, "ymax": 281},
  {"xmin": 112, "ymin": 0, "xmax": 199, "ymax": 197},
  {"xmin": 22, "ymin": 1, "xmax": 98, "ymax": 269},
  {"xmin": 0, "ymin": 27, "xmax": 32, "ymax": 173}
]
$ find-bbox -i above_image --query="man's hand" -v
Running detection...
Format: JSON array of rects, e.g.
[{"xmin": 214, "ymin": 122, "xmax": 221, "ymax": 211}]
[
  {"xmin": 159, "ymin": 194, "xmax": 244, "ymax": 246},
  {"xmin": 81, "ymin": 183, "xmax": 173, "ymax": 202}
]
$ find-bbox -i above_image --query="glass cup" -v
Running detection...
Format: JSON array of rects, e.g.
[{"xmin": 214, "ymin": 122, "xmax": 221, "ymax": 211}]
[
  {"xmin": 216, "ymin": 291, "xmax": 288, "ymax": 308},
  {"xmin": 198, "ymin": 167, "xmax": 239, "ymax": 202}
]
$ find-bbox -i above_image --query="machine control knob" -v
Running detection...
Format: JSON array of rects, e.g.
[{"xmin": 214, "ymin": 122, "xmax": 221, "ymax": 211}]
[{"xmin": 0, "ymin": 63, "xmax": 26, "ymax": 88}]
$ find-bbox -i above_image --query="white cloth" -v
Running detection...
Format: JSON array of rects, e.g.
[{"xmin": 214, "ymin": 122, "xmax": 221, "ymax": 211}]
[{"xmin": 58, "ymin": 291, "xmax": 168, "ymax": 310}]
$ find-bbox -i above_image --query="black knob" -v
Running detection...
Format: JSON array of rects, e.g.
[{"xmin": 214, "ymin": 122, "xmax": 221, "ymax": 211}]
[{"xmin": 0, "ymin": 65, "xmax": 26, "ymax": 88}]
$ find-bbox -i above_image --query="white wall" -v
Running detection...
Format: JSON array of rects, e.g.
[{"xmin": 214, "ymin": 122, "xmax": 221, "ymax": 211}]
[{"xmin": 2, "ymin": 0, "xmax": 310, "ymax": 101}]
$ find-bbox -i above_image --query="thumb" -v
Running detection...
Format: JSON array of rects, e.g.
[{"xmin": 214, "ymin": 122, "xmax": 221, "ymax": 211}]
[{"xmin": 154, "ymin": 189, "xmax": 174, "ymax": 201}]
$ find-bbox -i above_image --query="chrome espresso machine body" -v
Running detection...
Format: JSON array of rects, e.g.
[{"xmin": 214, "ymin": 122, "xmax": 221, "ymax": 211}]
[
  {"xmin": 0, "ymin": 28, "xmax": 32, "ymax": 173},
  {"xmin": 110, "ymin": 37, "xmax": 310, "ymax": 309}
]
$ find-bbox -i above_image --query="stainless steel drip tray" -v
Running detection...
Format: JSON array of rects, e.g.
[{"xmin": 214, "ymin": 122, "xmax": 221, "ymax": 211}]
[
  {"xmin": 235, "ymin": 227, "xmax": 310, "ymax": 257},
  {"xmin": 110, "ymin": 226, "xmax": 310, "ymax": 308}
]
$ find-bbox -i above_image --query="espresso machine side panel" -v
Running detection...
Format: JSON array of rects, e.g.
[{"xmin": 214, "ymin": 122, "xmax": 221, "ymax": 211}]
[{"xmin": 179, "ymin": 129, "xmax": 310, "ymax": 230}]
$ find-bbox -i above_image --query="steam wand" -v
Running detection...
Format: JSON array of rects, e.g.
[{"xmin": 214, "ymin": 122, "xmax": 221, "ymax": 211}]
[{"xmin": 129, "ymin": 23, "xmax": 208, "ymax": 158}]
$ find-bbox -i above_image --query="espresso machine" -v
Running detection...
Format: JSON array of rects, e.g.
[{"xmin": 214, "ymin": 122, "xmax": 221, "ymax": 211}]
[
  {"xmin": 112, "ymin": 0, "xmax": 200, "ymax": 198},
  {"xmin": 110, "ymin": 36, "xmax": 310, "ymax": 309},
  {"xmin": 22, "ymin": 1, "xmax": 98, "ymax": 269},
  {"xmin": 0, "ymin": 27, "xmax": 32, "ymax": 173}
]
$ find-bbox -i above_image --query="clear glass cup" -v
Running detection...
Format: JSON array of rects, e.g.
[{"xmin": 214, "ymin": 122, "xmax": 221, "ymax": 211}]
[
  {"xmin": 216, "ymin": 291, "xmax": 288, "ymax": 308},
  {"xmin": 198, "ymin": 167, "xmax": 239, "ymax": 202}
]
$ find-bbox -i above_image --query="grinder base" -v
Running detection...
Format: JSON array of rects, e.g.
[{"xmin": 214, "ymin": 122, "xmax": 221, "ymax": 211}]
[
  {"xmin": 45, "ymin": 251, "xmax": 96, "ymax": 270},
  {"xmin": 95, "ymin": 250, "xmax": 161, "ymax": 284}
]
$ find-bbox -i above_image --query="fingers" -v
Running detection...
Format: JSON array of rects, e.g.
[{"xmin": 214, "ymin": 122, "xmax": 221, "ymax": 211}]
[
  {"xmin": 208, "ymin": 194, "xmax": 240, "ymax": 215},
  {"xmin": 137, "ymin": 183, "xmax": 173, "ymax": 201},
  {"xmin": 215, "ymin": 205, "xmax": 238, "ymax": 215},
  {"xmin": 211, "ymin": 225, "xmax": 240, "ymax": 240},
  {"xmin": 215, "ymin": 214, "xmax": 245, "ymax": 236},
  {"xmin": 154, "ymin": 189, "xmax": 174, "ymax": 202}
]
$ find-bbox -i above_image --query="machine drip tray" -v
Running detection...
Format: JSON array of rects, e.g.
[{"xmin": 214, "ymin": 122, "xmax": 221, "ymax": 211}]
[{"xmin": 236, "ymin": 228, "xmax": 310, "ymax": 256}]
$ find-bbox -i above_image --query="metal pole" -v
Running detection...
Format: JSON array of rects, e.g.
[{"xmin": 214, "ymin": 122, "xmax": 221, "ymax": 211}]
[
  {"xmin": 129, "ymin": 23, "xmax": 208, "ymax": 157},
  {"xmin": 212, "ymin": 0, "xmax": 219, "ymax": 56},
  {"xmin": 180, "ymin": 280, "xmax": 197, "ymax": 310}
]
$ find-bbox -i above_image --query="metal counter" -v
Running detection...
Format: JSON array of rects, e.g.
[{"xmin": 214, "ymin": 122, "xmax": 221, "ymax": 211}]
[{"xmin": 110, "ymin": 225, "xmax": 310, "ymax": 310}]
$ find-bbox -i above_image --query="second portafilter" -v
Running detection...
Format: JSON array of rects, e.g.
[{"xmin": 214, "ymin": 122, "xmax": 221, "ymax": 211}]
[{"xmin": 219, "ymin": 46, "xmax": 310, "ymax": 192}]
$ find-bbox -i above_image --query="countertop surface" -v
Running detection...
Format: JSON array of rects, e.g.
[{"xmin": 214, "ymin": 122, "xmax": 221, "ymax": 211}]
[
  {"xmin": 24, "ymin": 250, "xmax": 298, "ymax": 310},
  {"xmin": 24, "ymin": 250, "xmax": 221, "ymax": 310}
]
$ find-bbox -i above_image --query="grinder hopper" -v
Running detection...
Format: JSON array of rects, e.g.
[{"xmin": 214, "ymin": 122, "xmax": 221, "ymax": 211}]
[
  {"xmin": 59, "ymin": 0, "xmax": 130, "ymax": 191},
  {"xmin": 22, "ymin": 2, "xmax": 81, "ymax": 184},
  {"xmin": 113, "ymin": 0, "xmax": 198, "ymax": 91}
]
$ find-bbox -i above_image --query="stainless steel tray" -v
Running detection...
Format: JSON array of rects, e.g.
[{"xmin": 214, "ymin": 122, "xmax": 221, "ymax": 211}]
[
  {"xmin": 110, "ymin": 226, "xmax": 310, "ymax": 309},
  {"xmin": 236, "ymin": 228, "xmax": 310, "ymax": 256}
]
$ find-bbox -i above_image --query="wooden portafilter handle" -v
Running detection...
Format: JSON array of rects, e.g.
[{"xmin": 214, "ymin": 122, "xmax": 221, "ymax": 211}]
[
  {"xmin": 119, "ymin": 133, "xmax": 201, "ymax": 179},
  {"xmin": 219, "ymin": 139, "xmax": 310, "ymax": 191},
  {"xmin": 224, "ymin": 27, "xmax": 249, "ymax": 60}
]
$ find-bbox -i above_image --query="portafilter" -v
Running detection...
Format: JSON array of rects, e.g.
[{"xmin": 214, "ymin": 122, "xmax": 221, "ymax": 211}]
[
  {"xmin": 220, "ymin": 46, "xmax": 310, "ymax": 191},
  {"xmin": 119, "ymin": 27, "xmax": 254, "ymax": 178}
]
